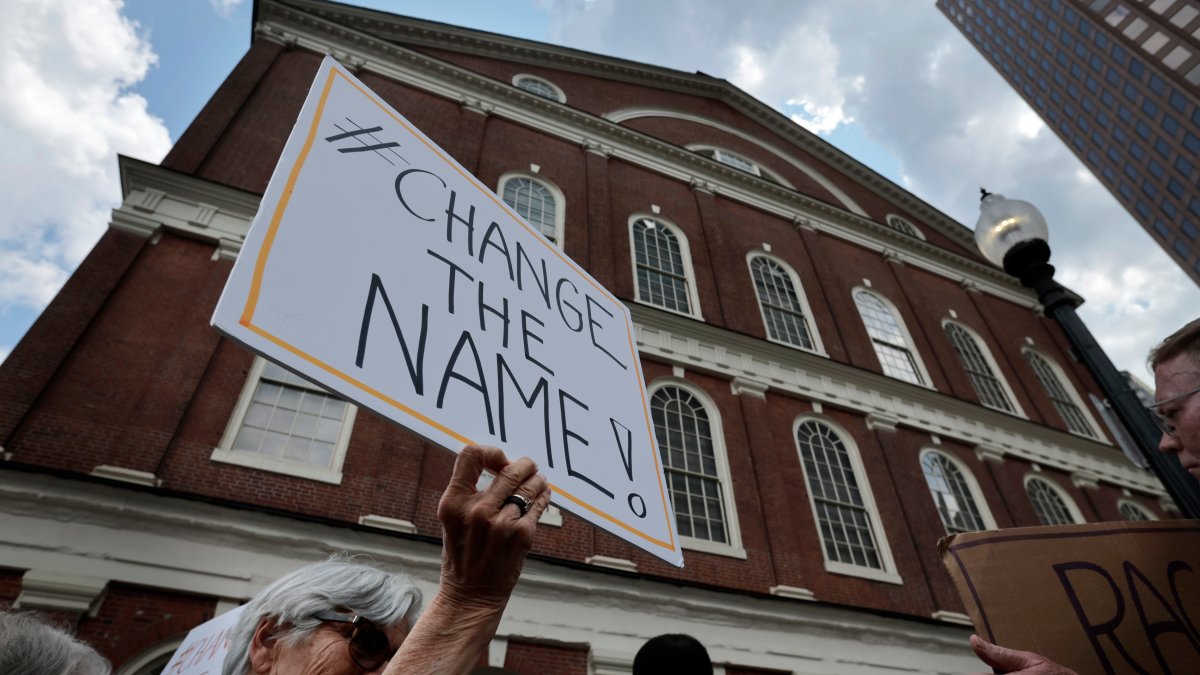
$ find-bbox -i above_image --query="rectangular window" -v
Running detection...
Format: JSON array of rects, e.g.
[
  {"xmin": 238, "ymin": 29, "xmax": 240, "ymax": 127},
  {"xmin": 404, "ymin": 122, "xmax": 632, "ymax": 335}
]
[
  {"xmin": 1169, "ymin": 90, "xmax": 1187, "ymax": 112},
  {"xmin": 1141, "ymin": 31, "xmax": 1169, "ymax": 55},
  {"xmin": 1135, "ymin": 121, "xmax": 1152, "ymax": 140},
  {"xmin": 1169, "ymin": 5, "xmax": 1199, "ymax": 27},
  {"xmin": 1141, "ymin": 99, "xmax": 1159, "ymax": 118},
  {"xmin": 1163, "ymin": 115, "xmax": 1179, "ymax": 137},
  {"xmin": 1162, "ymin": 200, "xmax": 1178, "ymax": 218},
  {"xmin": 1136, "ymin": 201, "xmax": 1152, "ymax": 218},
  {"xmin": 212, "ymin": 358, "xmax": 357, "ymax": 484},
  {"xmin": 1130, "ymin": 142, "xmax": 1145, "ymax": 160},
  {"xmin": 1163, "ymin": 46, "xmax": 1192, "ymax": 70},
  {"xmin": 1149, "ymin": 160, "xmax": 1165, "ymax": 178},
  {"xmin": 1173, "ymin": 240, "xmax": 1192, "ymax": 259},
  {"xmin": 1103, "ymin": 165, "xmax": 1118, "ymax": 181},
  {"xmin": 1176, "ymin": 156, "xmax": 1194, "ymax": 176},
  {"xmin": 1142, "ymin": 182, "xmax": 1158, "ymax": 199},
  {"xmin": 1123, "ymin": 83, "xmax": 1139, "ymax": 102},
  {"xmin": 1183, "ymin": 221, "xmax": 1199, "ymax": 240},
  {"xmin": 1118, "ymin": 105, "xmax": 1133, "ymax": 122},
  {"xmin": 1154, "ymin": 220, "xmax": 1171, "ymax": 237},
  {"xmin": 1169, "ymin": 178, "xmax": 1186, "ymax": 199}
]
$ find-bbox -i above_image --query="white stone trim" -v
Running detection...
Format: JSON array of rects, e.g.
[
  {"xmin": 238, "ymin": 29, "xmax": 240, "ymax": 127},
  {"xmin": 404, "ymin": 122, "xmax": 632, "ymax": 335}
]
[
  {"xmin": 769, "ymin": 584, "xmax": 817, "ymax": 601},
  {"xmin": 745, "ymin": 250, "xmax": 827, "ymax": 356},
  {"xmin": 16, "ymin": 570, "xmax": 108, "ymax": 616},
  {"xmin": 1070, "ymin": 470, "xmax": 1101, "ymax": 490},
  {"xmin": 941, "ymin": 319, "xmax": 1027, "ymax": 418},
  {"xmin": 585, "ymin": 555, "xmax": 638, "ymax": 573},
  {"xmin": 793, "ymin": 414, "xmax": 903, "ymax": 585},
  {"xmin": 931, "ymin": 610, "xmax": 974, "ymax": 626},
  {"xmin": 358, "ymin": 514, "xmax": 418, "ymax": 534},
  {"xmin": 0, "ymin": 468, "xmax": 983, "ymax": 674},
  {"xmin": 91, "ymin": 465, "xmax": 161, "ymax": 488},
  {"xmin": 730, "ymin": 376, "xmax": 769, "ymax": 399},
  {"xmin": 647, "ymin": 377, "xmax": 746, "ymax": 559},
  {"xmin": 210, "ymin": 356, "xmax": 358, "ymax": 485},
  {"xmin": 630, "ymin": 304, "xmax": 1161, "ymax": 496},
  {"xmin": 628, "ymin": 214, "xmax": 704, "ymax": 321},
  {"xmin": 918, "ymin": 447, "xmax": 1000, "ymax": 532},
  {"xmin": 113, "ymin": 156, "xmax": 256, "ymax": 260}
]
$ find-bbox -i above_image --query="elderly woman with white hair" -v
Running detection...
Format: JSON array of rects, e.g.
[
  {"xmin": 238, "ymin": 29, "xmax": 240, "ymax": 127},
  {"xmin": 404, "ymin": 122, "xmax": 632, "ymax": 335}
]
[
  {"xmin": 0, "ymin": 609, "xmax": 111, "ymax": 675},
  {"xmin": 224, "ymin": 444, "xmax": 551, "ymax": 675}
]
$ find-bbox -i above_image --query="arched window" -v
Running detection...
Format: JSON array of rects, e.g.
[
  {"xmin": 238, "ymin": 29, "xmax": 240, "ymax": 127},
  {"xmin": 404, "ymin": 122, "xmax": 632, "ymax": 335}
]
[
  {"xmin": 794, "ymin": 418, "xmax": 898, "ymax": 581},
  {"xmin": 1025, "ymin": 475, "xmax": 1081, "ymax": 525},
  {"xmin": 748, "ymin": 255, "xmax": 820, "ymax": 352},
  {"xmin": 853, "ymin": 289, "xmax": 928, "ymax": 386},
  {"xmin": 1023, "ymin": 350, "xmax": 1099, "ymax": 438},
  {"xmin": 1118, "ymin": 500, "xmax": 1156, "ymax": 521},
  {"xmin": 631, "ymin": 217, "xmax": 699, "ymax": 317},
  {"xmin": 499, "ymin": 174, "xmax": 563, "ymax": 244},
  {"xmin": 649, "ymin": 382, "xmax": 739, "ymax": 551},
  {"xmin": 512, "ymin": 74, "xmax": 565, "ymax": 102},
  {"xmin": 944, "ymin": 321, "xmax": 1020, "ymax": 414},
  {"xmin": 920, "ymin": 450, "xmax": 993, "ymax": 534},
  {"xmin": 884, "ymin": 214, "xmax": 924, "ymax": 239}
]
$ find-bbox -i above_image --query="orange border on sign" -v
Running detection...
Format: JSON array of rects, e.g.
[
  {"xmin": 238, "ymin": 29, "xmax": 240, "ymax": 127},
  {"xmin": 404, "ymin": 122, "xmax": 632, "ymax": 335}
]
[{"xmin": 237, "ymin": 63, "xmax": 677, "ymax": 553}]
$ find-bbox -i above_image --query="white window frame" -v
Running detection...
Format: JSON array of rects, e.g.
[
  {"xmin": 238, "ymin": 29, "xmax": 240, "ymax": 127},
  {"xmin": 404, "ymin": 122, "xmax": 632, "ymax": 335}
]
[
  {"xmin": 648, "ymin": 378, "xmax": 744, "ymax": 559},
  {"xmin": 746, "ymin": 251, "xmax": 825, "ymax": 355},
  {"xmin": 852, "ymin": 288, "xmax": 934, "ymax": 389},
  {"xmin": 497, "ymin": 172, "xmax": 566, "ymax": 248},
  {"xmin": 919, "ymin": 448, "xmax": 999, "ymax": 534},
  {"xmin": 942, "ymin": 319, "xmax": 1025, "ymax": 417},
  {"xmin": 1117, "ymin": 498, "xmax": 1158, "ymax": 521},
  {"xmin": 1024, "ymin": 474, "xmax": 1085, "ymax": 525},
  {"xmin": 687, "ymin": 144, "xmax": 794, "ymax": 187},
  {"xmin": 511, "ymin": 73, "xmax": 566, "ymax": 103},
  {"xmin": 793, "ymin": 415, "xmax": 902, "ymax": 584},
  {"xmin": 211, "ymin": 357, "xmax": 357, "ymax": 484},
  {"xmin": 883, "ymin": 213, "xmax": 926, "ymax": 240},
  {"xmin": 629, "ymin": 215, "xmax": 704, "ymax": 320},
  {"xmin": 1022, "ymin": 348, "xmax": 1103, "ymax": 439}
]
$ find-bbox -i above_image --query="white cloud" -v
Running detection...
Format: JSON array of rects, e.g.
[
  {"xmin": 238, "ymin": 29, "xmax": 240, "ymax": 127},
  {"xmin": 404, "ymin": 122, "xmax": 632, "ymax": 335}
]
[
  {"xmin": 209, "ymin": 0, "xmax": 246, "ymax": 18},
  {"xmin": 0, "ymin": 0, "xmax": 170, "ymax": 314},
  {"xmin": 540, "ymin": 0, "xmax": 1198, "ymax": 382}
]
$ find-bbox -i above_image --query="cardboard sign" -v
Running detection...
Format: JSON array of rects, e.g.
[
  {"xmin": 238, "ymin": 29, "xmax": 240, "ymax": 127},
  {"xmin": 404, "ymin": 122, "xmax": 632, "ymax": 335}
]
[
  {"xmin": 161, "ymin": 605, "xmax": 244, "ymax": 675},
  {"xmin": 211, "ymin": 56, "xmax": 682, "ymax": 566},
  {"xmin": 939, "ymin": 519, "xmax": 1200, "ymax": 673}
]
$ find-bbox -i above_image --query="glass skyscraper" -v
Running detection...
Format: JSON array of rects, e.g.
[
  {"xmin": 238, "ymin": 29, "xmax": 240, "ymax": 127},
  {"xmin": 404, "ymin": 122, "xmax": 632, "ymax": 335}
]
[{"xmin": 939, "ymin": 0, "xmax": 1200, "ymax": 286}]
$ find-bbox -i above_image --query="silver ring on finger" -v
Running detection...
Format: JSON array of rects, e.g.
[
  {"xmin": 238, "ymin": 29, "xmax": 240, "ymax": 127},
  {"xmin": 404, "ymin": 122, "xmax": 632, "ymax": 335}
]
[{"xmin": 502, "ymin": 493, "xmax": 531, "ymax": 517}]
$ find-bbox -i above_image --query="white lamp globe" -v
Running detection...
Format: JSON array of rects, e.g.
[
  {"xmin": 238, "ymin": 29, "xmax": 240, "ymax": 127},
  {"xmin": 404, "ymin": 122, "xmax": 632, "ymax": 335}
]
[{"xmin": 974, "ymin": 191, "xmax": 1049, "ymax": 267}]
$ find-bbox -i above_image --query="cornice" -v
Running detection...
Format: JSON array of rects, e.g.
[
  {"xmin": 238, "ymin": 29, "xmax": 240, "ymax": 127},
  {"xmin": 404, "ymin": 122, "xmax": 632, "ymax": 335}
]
[
  {"xmin": 114, "ymin": 156, "xmax": 257, "ymax": 260},
  {"xmin": 253, "ymin": 3, "xmax": 1043, "ymax": 309},
  {"xmin": 273, "ymin": 0, "xmax": 982, "ymax": 256},
  {"xmin": 629, "ymin": 303, "xmax": 1162, "ymax": 497}
]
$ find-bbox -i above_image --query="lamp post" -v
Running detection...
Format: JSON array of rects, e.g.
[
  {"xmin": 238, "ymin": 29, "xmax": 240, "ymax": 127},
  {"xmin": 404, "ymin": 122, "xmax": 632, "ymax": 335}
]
[{"xmin": 974, "ymin": 189, "xmax": 1200, "ymax": 519}]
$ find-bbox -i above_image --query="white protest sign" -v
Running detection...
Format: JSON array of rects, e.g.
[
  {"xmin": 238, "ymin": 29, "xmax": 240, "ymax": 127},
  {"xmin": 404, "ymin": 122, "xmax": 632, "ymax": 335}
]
[
  {"xmin": 212, "ymin": 56, "xmax": 682, "ymax": 566},
  {"xmin": 160, "ymin": 605, "xmax": 244, "ymax": 675}
]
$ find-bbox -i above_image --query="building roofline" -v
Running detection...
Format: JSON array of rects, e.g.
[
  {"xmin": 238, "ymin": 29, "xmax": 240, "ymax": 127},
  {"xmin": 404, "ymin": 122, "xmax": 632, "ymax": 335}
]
[{"xmin": 267, "ymin": 0, "xmax": 984, "ymax": 255}]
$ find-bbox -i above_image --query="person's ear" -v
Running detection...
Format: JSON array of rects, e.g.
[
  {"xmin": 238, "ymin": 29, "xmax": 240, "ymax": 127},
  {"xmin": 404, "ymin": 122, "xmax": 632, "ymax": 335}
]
[{"xmin": 248, "ymin": 618, "xmax": 281, "ymax": 674}]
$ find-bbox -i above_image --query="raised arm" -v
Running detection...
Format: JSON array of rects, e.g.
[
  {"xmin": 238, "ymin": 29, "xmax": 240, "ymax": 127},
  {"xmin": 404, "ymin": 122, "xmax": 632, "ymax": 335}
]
[{"xmin": 387, "ymin": 445, "xmax": 551, "ymax": 675}]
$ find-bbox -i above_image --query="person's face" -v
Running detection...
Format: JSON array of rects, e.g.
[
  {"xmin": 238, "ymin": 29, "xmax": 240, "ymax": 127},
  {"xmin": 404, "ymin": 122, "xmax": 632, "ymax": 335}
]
[
  {"xmin": 1153, "ymin": 352, "xmax": 1200, "ymax": 480},
  {"xmin": 255, "ymin": 617, "xmax": 407, "ymax": 675}
]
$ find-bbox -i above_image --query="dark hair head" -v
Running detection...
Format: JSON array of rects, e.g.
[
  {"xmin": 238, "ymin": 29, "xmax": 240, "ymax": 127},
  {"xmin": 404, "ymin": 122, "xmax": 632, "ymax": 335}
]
[
  {"xmin": 1149, "ymin": 318, "xmax": 1200, "ymax": 371},
  {"xmin": 633, "ymin": 633, "xmax": 712, "ymax": 675}
]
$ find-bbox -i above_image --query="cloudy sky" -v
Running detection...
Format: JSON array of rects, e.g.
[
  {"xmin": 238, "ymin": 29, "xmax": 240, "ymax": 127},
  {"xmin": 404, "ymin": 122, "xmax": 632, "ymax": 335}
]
[{"xmin": 1, "ymin": 0, "xmax": 1196, "ymax": 384}]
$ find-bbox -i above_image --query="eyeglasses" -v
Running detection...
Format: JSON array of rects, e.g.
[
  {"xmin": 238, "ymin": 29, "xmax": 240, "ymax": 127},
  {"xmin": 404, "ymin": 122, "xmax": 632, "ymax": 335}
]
[
  {"xmin": 312, "ymin": 610, "xmax": 396, "ymax": 671},
  {"xmin": 1146, "ymin": 385, "xmax": 1200, "ymax": 438}
]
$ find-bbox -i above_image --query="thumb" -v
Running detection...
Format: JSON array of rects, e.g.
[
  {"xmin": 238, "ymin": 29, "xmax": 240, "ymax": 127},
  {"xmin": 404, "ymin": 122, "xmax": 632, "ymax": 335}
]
[{"xmin": 970, "ymin": 634, "xmax": 1040, "ymax": 671}]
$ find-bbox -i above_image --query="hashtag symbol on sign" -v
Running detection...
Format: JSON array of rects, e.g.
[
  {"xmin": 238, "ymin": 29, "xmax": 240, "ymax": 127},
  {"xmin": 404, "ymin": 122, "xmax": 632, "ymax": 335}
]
[{"xmin": 324, "ymin": 118, "xmax": 410, "ymax": 166}]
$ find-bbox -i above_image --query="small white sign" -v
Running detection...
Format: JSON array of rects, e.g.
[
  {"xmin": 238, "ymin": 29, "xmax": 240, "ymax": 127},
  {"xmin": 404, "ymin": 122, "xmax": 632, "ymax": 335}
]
[
  {"xmin": 212, "ymin": 56, "xmax": 682, "ymax": 566},
  {"xmin": 160, "ymin": 605, "xmax": 244, "ymax": 675}
]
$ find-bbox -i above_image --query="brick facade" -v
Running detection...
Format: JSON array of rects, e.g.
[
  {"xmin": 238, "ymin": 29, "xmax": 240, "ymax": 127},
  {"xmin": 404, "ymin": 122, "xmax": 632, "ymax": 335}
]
[{"xmin": 0, "ymin": 1, "xmax": 1169, "ymax": 672}]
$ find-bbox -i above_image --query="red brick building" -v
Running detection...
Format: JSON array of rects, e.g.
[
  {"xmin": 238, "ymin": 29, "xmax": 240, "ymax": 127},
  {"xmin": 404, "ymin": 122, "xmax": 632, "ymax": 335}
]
[{"xmin": 0, "ymin": 1, "xmax": 1171, "ymax": 672}]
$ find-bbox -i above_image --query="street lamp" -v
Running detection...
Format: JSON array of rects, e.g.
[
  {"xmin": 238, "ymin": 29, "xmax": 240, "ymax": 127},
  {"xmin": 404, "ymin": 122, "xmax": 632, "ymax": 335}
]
[{"xmin": 974, "ymin": 189, "xmax": 1200, "ymax": 519}]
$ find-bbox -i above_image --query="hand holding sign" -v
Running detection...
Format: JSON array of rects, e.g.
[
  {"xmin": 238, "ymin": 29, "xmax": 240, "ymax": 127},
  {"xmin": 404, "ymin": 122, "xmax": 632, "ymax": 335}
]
[{"xmin": 211, "ymin": 56, "xmax": 682, "ymax": 565}]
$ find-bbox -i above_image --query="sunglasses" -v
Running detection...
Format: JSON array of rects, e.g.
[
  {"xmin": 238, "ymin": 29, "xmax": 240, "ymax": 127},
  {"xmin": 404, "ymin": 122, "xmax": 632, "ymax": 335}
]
[
  {"xmin": 1146, "ymin": 385, "xmax": 1200, "ymax": 438},
  {"xmin": 312, "ymin": 610, "xmax": 397, "ymax": 671}
]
